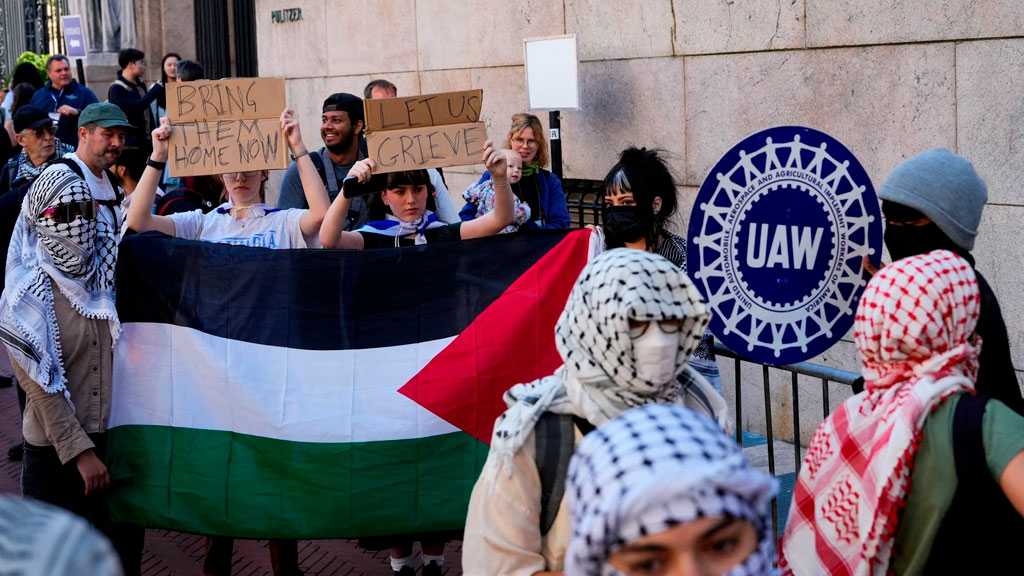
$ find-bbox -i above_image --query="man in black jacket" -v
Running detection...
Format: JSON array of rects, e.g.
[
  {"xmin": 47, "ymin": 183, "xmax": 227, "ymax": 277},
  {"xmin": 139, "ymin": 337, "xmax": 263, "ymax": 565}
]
[
  {"xmin": 107, "ymin": 48, "xmax": 162, "ymax": 152},
  {"xmin": 866, "ymin": 148, "xmax": 1023, "ymax": 414}
]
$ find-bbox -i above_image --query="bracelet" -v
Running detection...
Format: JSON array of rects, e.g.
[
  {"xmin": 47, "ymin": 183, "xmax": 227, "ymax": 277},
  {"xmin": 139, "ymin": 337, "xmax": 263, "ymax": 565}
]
[
  {"xmin": 146, "ymin": 158, "xmax": 167, "ymax": 170},
  {"xmin": 290, "ymin": 149, "xmax": 309, "ymax": 161}
]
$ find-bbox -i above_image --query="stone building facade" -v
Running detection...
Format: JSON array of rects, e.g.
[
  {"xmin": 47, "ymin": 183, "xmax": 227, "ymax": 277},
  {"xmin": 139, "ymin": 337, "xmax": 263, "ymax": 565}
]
[{"xmin": 255, "ymin": 0, "xmax": 1024, "ymax": 443}]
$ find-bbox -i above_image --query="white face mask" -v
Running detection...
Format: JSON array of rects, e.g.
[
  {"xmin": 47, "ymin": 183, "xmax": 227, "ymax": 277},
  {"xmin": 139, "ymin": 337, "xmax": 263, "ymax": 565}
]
[{"xmin": 632, "ymin": 321, "xmax": 680, "ymax": 384}]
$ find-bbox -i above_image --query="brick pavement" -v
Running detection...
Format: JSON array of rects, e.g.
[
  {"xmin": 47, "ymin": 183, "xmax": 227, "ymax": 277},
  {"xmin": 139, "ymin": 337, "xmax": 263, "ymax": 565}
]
[{"xmin": 0, "ymin": 384, "xmax": 464, "ymax": 575}]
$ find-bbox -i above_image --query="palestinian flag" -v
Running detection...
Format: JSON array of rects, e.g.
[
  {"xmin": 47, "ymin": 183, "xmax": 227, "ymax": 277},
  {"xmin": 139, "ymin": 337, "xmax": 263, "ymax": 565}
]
[{"xmin": 106, "ymin": 229, "xmax": 591, "ymax": 538}]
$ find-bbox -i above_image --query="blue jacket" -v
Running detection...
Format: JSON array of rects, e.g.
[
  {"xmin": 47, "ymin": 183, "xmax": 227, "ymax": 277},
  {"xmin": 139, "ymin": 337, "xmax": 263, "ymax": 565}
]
[
  {"xmin": 30, "ymin": 80, "xmax": 99, "ymax": 148},
  {"xmin": 459, "ymin": 169, "xmax": 570, "ymax": 229}
]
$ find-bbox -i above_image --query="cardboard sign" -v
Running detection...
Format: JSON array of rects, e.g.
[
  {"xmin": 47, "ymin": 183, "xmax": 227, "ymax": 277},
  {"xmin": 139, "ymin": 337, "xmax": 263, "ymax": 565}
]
[
  {"xmin": 366, "ymin": 122, "xmax": 487, "ymax": 172},
  {"xmin": 364, "ymin": 90, "xmax": 482, "ymax": 133},
  {"xmin": 167, "ymin": 78, "xmax": 287, "ymax": 177}
]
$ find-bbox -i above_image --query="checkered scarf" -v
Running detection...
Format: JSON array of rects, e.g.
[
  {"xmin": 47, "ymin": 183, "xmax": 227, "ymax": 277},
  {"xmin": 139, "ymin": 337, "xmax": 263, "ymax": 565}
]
[
  {"xmin": 7, "ymin": 139, "xmax": 74, "ymax": 184},
  {"xmin": 566, "ymin": 404, "xmax": 778, "ymax": 576},
  {"xmin": 0, "ymin": 164, "xmax": 120, "ymax": 396},
  {"xmin": 781, "ymin": 250, "xmax": 980, "ymax": 575},
  {"xmin": 489, "ymin": 249, "xmax": 724, "ymax": 470}
]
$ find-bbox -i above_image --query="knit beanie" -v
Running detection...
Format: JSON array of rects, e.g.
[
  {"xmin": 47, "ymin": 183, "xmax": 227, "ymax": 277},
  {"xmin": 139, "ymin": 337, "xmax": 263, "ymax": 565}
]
[{"xmin": 878, "ymin": 148, "xmax": 987, "ymax": 250}]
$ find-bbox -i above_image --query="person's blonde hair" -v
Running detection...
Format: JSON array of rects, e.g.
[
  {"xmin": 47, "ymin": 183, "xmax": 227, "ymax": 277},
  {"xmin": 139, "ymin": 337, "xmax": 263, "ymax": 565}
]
[{"xmin": 506, "ymin": 113, "xmax": 548, "ymax": 168}]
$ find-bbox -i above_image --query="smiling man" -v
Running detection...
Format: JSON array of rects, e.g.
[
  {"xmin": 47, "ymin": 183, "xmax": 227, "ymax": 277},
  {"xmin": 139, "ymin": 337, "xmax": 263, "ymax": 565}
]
[
  {"xmin": 29, "ymin": 55, "xmax": 99, "ymax": 148},
  {"xmin": 275, "ymin": 92, "xmax": 369, "ymax": 229}
]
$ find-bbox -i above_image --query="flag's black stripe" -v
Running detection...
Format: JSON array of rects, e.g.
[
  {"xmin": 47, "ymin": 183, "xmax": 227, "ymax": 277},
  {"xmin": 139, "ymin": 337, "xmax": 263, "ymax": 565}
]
[{"xmin": 115, "ymin": 230, "xmax": 572, "ymax": 351}]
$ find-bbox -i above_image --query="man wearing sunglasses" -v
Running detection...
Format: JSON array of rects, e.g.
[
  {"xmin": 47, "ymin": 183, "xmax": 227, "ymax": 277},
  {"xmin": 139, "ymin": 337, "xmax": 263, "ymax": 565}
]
[{"xmin": 0, "ymin": 102, "xmax": 142, "ymax": 574}]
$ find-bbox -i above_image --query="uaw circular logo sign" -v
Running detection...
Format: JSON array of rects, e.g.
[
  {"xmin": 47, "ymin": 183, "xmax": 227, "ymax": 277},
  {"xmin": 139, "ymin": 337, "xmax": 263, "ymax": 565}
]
[{"xmin": 687, "ymin": 126, "xmax": 883, "ymax": 365}]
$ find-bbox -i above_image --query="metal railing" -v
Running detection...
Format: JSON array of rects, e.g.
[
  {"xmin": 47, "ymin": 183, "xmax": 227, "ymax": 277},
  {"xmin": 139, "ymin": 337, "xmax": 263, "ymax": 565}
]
[{"xmin": 712, "ymin": 341, "xmax": 859, "ymax": 534}]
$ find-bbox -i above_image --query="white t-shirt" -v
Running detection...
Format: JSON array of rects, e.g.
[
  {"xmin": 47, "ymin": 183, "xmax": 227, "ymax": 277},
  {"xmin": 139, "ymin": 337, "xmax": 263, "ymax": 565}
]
[
  {"xmin": 167, "ymin": 203, "xmax": 310, "ymax": 249},
  {"xmin": 66, "ymin": 153, "xmax": 117, "ymax": 201}
]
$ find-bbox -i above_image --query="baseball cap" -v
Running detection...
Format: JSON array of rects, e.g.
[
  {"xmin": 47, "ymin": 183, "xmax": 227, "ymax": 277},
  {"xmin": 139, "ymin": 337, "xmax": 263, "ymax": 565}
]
[
  {"xmin": 78, "ymin": 102, "xmax": 133, "ymax": 129},
  {"xmin": 13, "ymin": 105, "xmax": 51, "ymax": 133},
  {"xmin": 322, "ymin": 93, "xmax": 364, "ymax": 125}
]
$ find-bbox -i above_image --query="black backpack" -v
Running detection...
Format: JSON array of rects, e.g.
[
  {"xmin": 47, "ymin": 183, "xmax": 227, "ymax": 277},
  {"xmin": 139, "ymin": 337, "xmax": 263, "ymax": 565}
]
[
  {"xmin": 534, "ymin": 412, "xmax": 595, "ymax": 536},
  {"xmin": 924, "ymin": 394, "xmax": 1024, "ymax": 572}
]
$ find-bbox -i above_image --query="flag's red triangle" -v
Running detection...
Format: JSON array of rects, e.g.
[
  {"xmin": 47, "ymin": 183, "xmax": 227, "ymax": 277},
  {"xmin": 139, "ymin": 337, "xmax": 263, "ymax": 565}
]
[{"xmin": 399, "ymin": 230, "xmax": 592, "ymax": 444}]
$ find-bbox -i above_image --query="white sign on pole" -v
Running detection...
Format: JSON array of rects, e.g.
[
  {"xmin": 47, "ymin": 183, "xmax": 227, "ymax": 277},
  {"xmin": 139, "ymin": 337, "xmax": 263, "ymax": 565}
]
[{"xmin": 524, "ymin": 35, "xmax": 579, "ymax": 111}]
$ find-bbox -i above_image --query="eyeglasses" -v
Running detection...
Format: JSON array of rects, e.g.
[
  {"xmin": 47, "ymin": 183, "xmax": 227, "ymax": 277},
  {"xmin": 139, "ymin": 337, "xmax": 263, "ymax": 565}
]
[
  {"xmin": 628, "ymin": 319, "xmax": 683, "ymax": 339},
  {"xmin": 510, "ymin": 136, "xmax": 539, "ymax": 148},
  {"xmin": 39, "ymin": 200, "xmax": 97, "ymax": 224}
]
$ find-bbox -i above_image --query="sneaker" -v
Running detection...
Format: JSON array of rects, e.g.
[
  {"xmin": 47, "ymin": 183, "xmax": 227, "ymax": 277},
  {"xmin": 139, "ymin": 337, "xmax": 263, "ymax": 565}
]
[
  {"xmin": 392, "ymin": 567, "xmax": 415, "ymax": 576},
  {"xmin": 423, "ymin": 561, "xmax": 443, "ymax": 576}
]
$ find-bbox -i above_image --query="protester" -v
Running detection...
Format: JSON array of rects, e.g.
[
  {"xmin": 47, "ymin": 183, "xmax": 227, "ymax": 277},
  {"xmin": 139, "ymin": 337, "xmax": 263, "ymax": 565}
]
[
  {"xmin": 0, "ymin": 495, "xmax": 123, "ymax": 576},
  {"xmin": 855, "ymin": 148, "xmax": 1024, "ymax": 414},
  {"xmin": 110, "ymin": 146, "xmax": 147, "ymax": 199},
  {"xmin": 175, "ymin": 59, "xmax": 204, "ymax": 82},
  {"xmin": 459, "ymin": 112, "xmax": 569, "ymax": 229},
  {"xmin": 127, "ymin": 111, "xmax": 327, "ymax": 575},
  {"xmin": 153, "ymin": 172, "xmax": 224, "ymax": 215},
  {"xmin": 781, "ymin": 250, "xmax": 1024, "ymax": 574},
  {"xmin": 362, "ymin": 82, "xmax": 455, "ymax": 219},
  {"xmin": 0, "ymin": 104, "xmax": 75, "ymax": 462},
  {"xmin": 363, "ymin": 78, "xmax": 397, "ymax": 100},
  {"xmin": 318, "ymin": 144, "xmax": 515, "ymax": 250},
  {"xmin": 0, "ymin": 101, "xmax": 141, "ymax": 573},
  {"xmin": 29, "ymin": 55, "xmax": 99, "ymax": 148},
  {"xmin": 2, "ymin": 61, "xmax": 44, "ymax": 114},
  {"xmin": 154, "ymin": 52, "xmax": 181, "ymax": 118},
  {"xmin": 276, "ymin": 93, "xmax": 366, "ymax": 221},
  {"xmin": 107, "ymin": 48, "xmax": 163, "ymax": 150},
  {"xmin": 566, "ymin": 404, "xmax": 777, "ymax": 576},
  {"xmin": 597, "ymin": 147, "xmax": 723, "ymax": 392},
  {"xmin": 462, "ymin": 249, "xmax": 727, "ymax": 575}
]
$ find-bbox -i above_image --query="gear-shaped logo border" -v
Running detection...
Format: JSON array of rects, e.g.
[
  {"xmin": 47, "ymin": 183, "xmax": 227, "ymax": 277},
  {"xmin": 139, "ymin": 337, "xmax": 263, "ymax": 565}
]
[{"xmin": 686, "ymin": 126, "xmax": 883, "ymax": 365}]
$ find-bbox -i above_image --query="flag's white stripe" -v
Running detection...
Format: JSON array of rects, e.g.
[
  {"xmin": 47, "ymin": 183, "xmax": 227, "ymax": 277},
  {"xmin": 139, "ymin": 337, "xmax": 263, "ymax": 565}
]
[{"xmin": 111, "ymin": 323, "xmax": 458, "ymax": 443}]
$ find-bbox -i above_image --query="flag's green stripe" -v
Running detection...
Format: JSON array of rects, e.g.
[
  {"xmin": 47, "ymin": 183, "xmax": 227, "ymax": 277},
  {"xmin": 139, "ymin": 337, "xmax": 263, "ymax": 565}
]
[{"xmin": 106, "ymin": 426, "xmax": 489, "ymax": 539}]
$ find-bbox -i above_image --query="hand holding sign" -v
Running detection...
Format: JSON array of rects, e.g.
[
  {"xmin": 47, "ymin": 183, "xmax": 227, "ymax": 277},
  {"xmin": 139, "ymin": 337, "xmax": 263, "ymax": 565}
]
[
  {"xmin": 151, "ymin": 117, "xmax": 172, "ymax": 162},
  {"xmin": 281, "ymin": 109, "xmax": 307, "ymax": 157}
]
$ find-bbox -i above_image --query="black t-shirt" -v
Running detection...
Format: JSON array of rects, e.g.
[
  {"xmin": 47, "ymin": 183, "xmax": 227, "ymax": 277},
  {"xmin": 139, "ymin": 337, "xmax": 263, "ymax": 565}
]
[
  {"xmin": 513, "ymin": 174, "xmax": 541, "ymax": 223},
  {"xmin": 358, "ymin": 222, "xmax": 462, "ymax": 249}
]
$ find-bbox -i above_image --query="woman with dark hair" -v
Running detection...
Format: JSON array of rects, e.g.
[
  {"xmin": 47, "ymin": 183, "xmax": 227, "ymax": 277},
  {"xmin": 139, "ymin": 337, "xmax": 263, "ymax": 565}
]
[
  {"xmin": 154, "ymin": 52, "xmax": 180, "ymax": 116},
  {"xmin": 459, "ymin": 113, "xmax": 569, "ymax": 230},
  {"xmin": 598, "ymin": 147, "xmax": 723, "ymax": 393},
  {"xmin": 320, "ymin": 146, "xmax": 516, "ymax": 250},
  {"xmin": 2, "ymin": 62, "xmax": 44, "ymax": 114}
]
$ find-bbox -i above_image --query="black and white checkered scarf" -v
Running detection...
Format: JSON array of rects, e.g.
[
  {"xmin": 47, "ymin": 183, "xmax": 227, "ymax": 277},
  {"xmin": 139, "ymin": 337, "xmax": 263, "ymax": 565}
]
[
  {"xmin": 566, "ymin": 404, "xmax": 778, "ymax": 575},
  {"xmin": 489, "ymin": 249, "xmax": 726, "ymax": 469},
  {"xmin": 0, "ymin": 164, "xmax": 120, "ymax": 395}
]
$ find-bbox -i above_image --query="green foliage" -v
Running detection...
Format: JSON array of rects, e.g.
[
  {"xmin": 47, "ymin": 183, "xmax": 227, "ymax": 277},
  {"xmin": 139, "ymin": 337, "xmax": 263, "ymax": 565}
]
[{"xmin": 7, "ymin": 51, "xmax": 50, "ymax": 87}]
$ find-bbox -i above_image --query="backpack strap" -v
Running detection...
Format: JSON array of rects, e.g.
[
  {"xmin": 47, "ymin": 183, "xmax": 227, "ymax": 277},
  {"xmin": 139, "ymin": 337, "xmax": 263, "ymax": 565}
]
[{"xmin": 535, "ymin": 413, "xmax": 596, "ymax": 536}]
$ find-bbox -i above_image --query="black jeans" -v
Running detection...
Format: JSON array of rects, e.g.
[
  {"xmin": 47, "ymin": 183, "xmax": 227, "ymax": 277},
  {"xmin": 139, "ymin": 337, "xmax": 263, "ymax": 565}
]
[{"xmin": 21, "ymin": 434, "xmax": 144, "ymax": 576}]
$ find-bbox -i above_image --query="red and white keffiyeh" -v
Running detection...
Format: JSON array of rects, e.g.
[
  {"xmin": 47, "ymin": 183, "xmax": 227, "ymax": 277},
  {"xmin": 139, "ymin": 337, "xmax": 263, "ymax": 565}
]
[{"xmin": 781, "ymin": 250, "xmax": 981, "ymax": 576}]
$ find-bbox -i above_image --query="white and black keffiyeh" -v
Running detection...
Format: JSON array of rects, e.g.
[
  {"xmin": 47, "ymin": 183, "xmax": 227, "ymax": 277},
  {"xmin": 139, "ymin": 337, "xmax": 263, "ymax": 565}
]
[
  {"xmin": 490, "ymin": 248, "xmax": 726, "ymax": 468},
  {"xmin": 0, "ymin": 163, "xmax": 120, "ymax": 395},
  {"xmin": 566, "ymin": 404, "xmax": 778, "ymax": 576}
]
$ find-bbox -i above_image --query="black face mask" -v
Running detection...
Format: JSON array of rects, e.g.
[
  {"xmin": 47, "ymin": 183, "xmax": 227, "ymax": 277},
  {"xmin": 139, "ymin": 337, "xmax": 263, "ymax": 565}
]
[
  {"xmin": 602, "ymin": 204, "xmax": 653, "ymax": 249},
  {"xmin": 884, "ymin": 221, "xmax": 963, "ymax": 262}
]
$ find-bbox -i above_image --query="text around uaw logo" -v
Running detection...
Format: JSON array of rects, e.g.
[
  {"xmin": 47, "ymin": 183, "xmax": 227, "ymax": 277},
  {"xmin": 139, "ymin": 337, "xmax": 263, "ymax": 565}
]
[{"xmin": 687, "ymin": 126, "xmax": 883, "ymax": 365}]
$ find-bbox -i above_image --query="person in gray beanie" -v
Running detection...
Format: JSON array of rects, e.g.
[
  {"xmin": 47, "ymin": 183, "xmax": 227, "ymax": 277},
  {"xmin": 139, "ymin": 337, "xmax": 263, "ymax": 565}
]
[{"xmin": 875, "ymin": 148, "xmax": 1023, "ymax": 413}]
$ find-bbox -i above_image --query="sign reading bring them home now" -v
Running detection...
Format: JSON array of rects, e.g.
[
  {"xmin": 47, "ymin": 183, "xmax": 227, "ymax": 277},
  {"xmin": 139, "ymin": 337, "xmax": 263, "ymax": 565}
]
[{"xmin": 167, "ymin": 78, "xmax": 288, "ymax": 177}]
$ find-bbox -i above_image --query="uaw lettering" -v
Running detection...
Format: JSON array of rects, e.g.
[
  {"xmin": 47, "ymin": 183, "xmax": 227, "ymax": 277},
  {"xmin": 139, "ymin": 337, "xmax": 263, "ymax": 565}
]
[
  {"xmin": 687, "ymin": 126, "xmax": 883, "ymax": 364},
  {"xmin": 365, "ymin": 89, "xmax": 487, "ymax": 173},
  {"xmin": 167, "ymin": 78, "xmax": 288, "ymax": 177}
]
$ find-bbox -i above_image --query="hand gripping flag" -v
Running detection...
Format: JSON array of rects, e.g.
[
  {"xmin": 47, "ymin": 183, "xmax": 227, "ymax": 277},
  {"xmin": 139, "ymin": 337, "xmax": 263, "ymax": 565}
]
[{"xmin": 106, "ymin": 230, "xmax": 591, "ymax": 538}]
